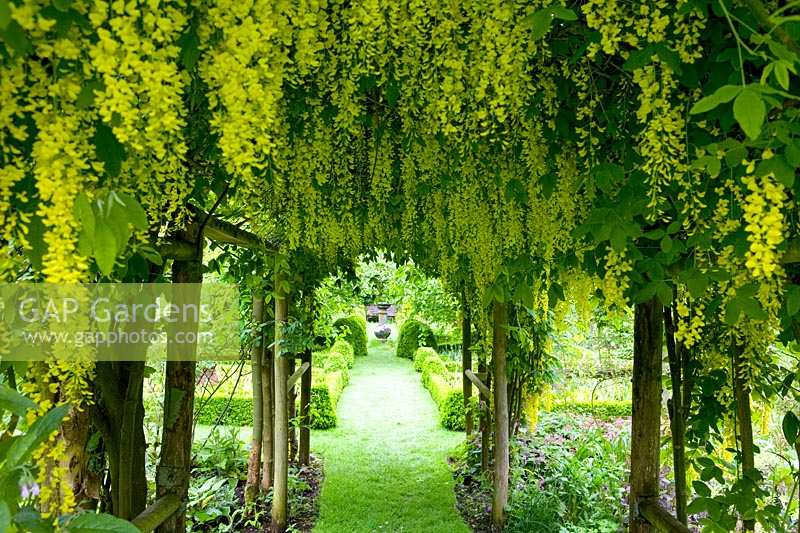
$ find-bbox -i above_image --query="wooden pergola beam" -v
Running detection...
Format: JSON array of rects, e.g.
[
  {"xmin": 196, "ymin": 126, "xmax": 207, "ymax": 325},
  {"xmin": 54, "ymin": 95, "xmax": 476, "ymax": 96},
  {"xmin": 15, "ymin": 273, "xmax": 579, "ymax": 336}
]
[
  {"xmin": 188, "ymin": 205, "xmax": 278, "ymax": 251},
  {"xmin": 287, "ymin": 362, "xmax": 310, "ymax": 391},
  {"xmin": 156, "ymin": 206, "xmax": 280, "ymax": 261},
  {"xmin": 638, "ymin": 499, "xmax": 691, "ymax": 533},
  {"xmin": 464, "ymin": 369, "xmax": 490, "ymax": 400},
  {"xmin": 131, "ymin": 494, "xmax": 182, "ymax": 533}
]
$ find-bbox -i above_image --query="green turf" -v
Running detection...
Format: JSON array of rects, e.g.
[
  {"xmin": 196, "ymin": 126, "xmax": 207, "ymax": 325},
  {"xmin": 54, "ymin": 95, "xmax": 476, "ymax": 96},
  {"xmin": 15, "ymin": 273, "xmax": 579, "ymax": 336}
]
[{"xmin": 312, "ymin": 344, "xmax": 469, "ymax": 533}]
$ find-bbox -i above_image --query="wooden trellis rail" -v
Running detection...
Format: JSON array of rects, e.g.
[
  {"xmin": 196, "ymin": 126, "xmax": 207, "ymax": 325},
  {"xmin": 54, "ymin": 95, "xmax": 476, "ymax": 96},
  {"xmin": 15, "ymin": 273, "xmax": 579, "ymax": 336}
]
[
  {"xmin": 638, "ymin": 499, "xmax": 691, "ymax": 533},
  {"xmin": 131, "ymin": 494, "xmax": 182, "ymax": 532}
]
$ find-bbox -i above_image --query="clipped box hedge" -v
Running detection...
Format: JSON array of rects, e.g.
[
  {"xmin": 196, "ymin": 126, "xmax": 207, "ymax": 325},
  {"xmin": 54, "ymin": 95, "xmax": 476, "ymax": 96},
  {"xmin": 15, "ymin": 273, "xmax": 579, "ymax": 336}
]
[
  {"xmin": 417, "ymin": 349, "xmax": 468, "ymax": 431},
  {"xmin": 193, "ymin": 340, "xmax": 357, "ymax": 430},
  {"xmin": 333, "ymin": 315, "xmax": 368, "ymax": 358},
  {"xmin": 413, "ymin": 347, "xmax": 437, "ymax": 372},
  {"xmin": 396, "ymin": 318, "xmax": 437, "ymax": 359},
  {"xmin": 547, "ymin": 400, "xmax": 632, "ymax": 419},
  {"xmin": 195, "ymin": 395, "xmax": 252, "ymax": 426}
]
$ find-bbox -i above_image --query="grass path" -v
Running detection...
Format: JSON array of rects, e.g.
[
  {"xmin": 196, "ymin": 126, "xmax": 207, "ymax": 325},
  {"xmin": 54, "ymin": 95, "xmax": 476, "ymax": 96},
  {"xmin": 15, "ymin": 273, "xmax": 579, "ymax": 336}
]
[{"xmin": 313, "ymin": 343, "xmax": 469, "ymax": 533}]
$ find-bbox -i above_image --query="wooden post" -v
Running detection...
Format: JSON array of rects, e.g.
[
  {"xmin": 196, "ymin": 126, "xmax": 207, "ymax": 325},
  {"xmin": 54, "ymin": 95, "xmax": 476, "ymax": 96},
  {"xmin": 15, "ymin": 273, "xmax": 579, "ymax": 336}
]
[
  {"xmin": 245, "ymin": 294, "xmax": 265, "ymax": 502},
  {"xmin": 462, "ymin": 290, "xmax": 473, "ymax": 435},
  {"xmin": 271, "ymin": 275, "xmax": 289, "ymax": 533},
  {"xmin": 664, "ymin": 303, "xmax": 687, "ymax": 525},
  {"xmin": 288, "ymin": 356, "xmax": 297, "ymax": 462},
  {"xmin": 629, "ymin": 298, "xmax": 664, "ymax": 533},
  {"xmin": 299, "ymin": 348, "xmax": 312, "ymax": 465},
  {"xmin": 156, "ymin": 254, "xmax": 202, "ymax": 533},
  {"xmin": 261, "ymin": 341, "xmax": 274, "ymax": 492},
  {"xmin": 491, "ymin": 301, "xmax": 509, "ymax": 529},
  {"xmin": 479, "ymin": 354, "xmax": 491, "ymax": 474},
  {"xmin": 732, "ymin": 343, "xmax": 756, "ymax": 532}
]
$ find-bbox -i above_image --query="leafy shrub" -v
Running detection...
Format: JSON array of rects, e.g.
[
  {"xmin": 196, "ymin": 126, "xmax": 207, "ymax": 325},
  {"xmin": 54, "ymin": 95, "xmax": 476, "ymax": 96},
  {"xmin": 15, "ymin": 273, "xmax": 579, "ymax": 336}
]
[
  {"xmin": 417, "ymin": 349, "xmax": 468, "ymax": 430},
  {"xmin": 396, "ymin": 318, "xmax": 437, "ymax": 359},
  {"xmin": 308, "ymin": 384, "xmax": 337, "ymax": 429},
  {"xmin": 334, "ymin": 315, "xmax": 368, "ymax": 358},
  {"xmin": 421, "ymin": 354, "xmax": 448, "ymax": 380},
  {"xmin": 195, "ymin": 396, "xmax": 252, "ymax": 426},
  {"xmin": 547, "ymin": 400, "xmax": 631, "ymax": 419},
  {"xmin": 309, "ymin": 368, "xmax": 348, "ymax": 429},
  {"xmin": 413, "ymin": 346, "xmax": 437, "ymax": 372},
  {"xmin": 439, "ymin": 389, "xmax": 471, "ymax": 431}
]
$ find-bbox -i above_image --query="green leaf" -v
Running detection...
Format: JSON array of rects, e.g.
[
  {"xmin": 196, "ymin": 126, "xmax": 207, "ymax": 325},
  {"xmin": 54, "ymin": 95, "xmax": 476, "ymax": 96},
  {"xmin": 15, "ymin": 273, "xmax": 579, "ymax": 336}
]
[
  {"xmin": 74, "ymin": 192, "xmax": 96, "ymax": 242},
  {"xmin": 787, "ymin": 285, "xmax": 800, "ymax": 316},
  {"xmin": 733, "ymin": 88, "xmax": 766, "ymax": 140},
  {"xmin": 660, "ymin": 235, "xmax": 673, "ymax": 253},
  {"xmin": 116, "ymin": 192, "xmax": 148, "ymax": 230},
  {"xmin": 24, "ymin": 215, "xmax": 47, "ymax": 270},
  {"xmin": 2, "ymin": 404, "xmax": 70, "ymax": 473},
  {"xmin": 526, "ymin": 6, "xmax": 577, "ymax": 40},
  {"xmin": 177, "ymin": 27, "xmax": 200, "ymax": 70},
  {"xmin": 0, "ymin": 500, "xmax": 9, "ymax": 533},
  {"xmin": 757, "ymin": 155, "xmax": 794, "ymax": 187},
  {"xmin": 53, "ymin": 0, "xmax": 72, "ymax": 11},
  {"xmin": 66, "ymin": 513, "xmax": 139, "ymax": 533},
  {"xmin": 593, "ymin": 163, "xmax": 624, "ymax": 194},
  {"xmin": 94, "ymin": 224, "xmax": 118, "ymax": 276},
  {"xmin": 0, "ymin": 21, "xmax": 32, "ymax": 56},
  {"xmin": 692, "ymin": 480, "xmax": 712, "ymax": 498},
  {"xmin": 514, "ymin": 282, "xmax": 534, "ymax": 309},
  {"xmin": 75, "ymin": 80, "xmax": 103, "ymax": 111},
  {"xmin": 783, "ymin": 411, "xmax": 799, "ymax": 445},
  {"xmin": 0, "ymin": 383, "xmax": 35, "ymax": 417},
  {"xmin": 0, "ymin": 0, "xmax": 10, "ymax": 30},
  {"xmin": 690, "ymin": 85, "xmax": 741, "ymax": 114},
  {"xmin": 92, "ymin": 123, "xmax": 126, "ymax": 178}
]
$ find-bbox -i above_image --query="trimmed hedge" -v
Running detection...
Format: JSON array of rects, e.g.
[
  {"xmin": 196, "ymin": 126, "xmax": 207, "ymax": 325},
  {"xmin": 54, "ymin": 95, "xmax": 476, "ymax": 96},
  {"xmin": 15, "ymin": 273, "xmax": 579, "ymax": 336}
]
[
  {"xmin": 418, "ymin": 349, "xmax": 468, "ymax": 431},
  {"xmin": 547, "ymin": 400, "xmax": 631, "ymax": 419},
  {"xmin": 396, "ymin": 318, "xmax": 437, "ymax": 359},
  {"xmin": 317, "ymin": 339, "xmax": 354, "ymax": 374},
  {"xmin": 334, "ymin": 315, "xmax": 368, "ymax": 358},
  {"xmin": 194, "ymin": 341, "xmax": 356, "ymax": 430},
  {"xmin": 195, "ymin": 395, "xmax": 252, "ymax": 426},
  {"xmin": 413, "ymin": 347, "xmax": 437, "ymax": 372}
]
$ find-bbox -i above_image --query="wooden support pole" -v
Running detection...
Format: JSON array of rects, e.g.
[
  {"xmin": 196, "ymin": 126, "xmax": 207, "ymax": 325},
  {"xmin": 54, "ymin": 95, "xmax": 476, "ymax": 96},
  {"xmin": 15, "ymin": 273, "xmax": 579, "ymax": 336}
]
[
  {"xmin": 299, "ymin": 349, "xmax": 312, "ymax": 466},
  {"xmin": 479, "ymin": 354, "xmax": 491, "ymax": 474},
  {"xmin": 271, "ymin": 276, "xmax": 289, "ymax": 533},
  {"xmin": 664, "ymin": 303, "xmax": 687, "ymax": 525},
  {"xmin": 287, "ymin": 362, "xmax": 310, "ymax": 391},
  {"xmin": 261, "ymin": 341, "xmax": 274, "ymax": 492},
  {"xmin": 638, "ymin": 499, "xmax": 691, "ymax": 533},
  {"xmin": 287, "ymin": 356, "xmax": 297, "ymax": 462},
  {"xmin": 464, "ymin": 370, "xmax": 490, "ymax": 400},
  {"xmin": 462, "ymin": 290, "xmax": 473, "ymax": 435},
  {"xmin": 732, "ymin": 344, "xmax": 756, "ymax": 532},
  {"xmin": 156, "ymin": 253, "xmax": 202, "ymax": 533},
  {"xmin": 131, "ymin": 494, "xmax": 183, "ymax": 533},
  {"xmin": 245, "ymin": 294, "xmax": 265, "ymax": 503},
  {"xmin": 629, "ymin": 298, "xmax": 664, "ymax": 533},
  {"xmin": 491, "ymin": 300, "xmax": 509, "ymax": 529}
]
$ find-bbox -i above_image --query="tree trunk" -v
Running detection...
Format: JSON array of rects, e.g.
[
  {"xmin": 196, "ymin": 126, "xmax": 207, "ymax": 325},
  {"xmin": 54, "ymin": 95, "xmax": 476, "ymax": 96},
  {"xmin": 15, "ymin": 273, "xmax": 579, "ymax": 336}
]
[
  {"xmin": 664, "ymin": 303, "xmax": 687, "ymax": 525},
  {"xmin": 156, "ymin": 255, "xmax": 202, "ymax": 533},
  {"xmin": 299, "ymin": 348, "xmax": 312, "ymax": 465},
  {"xmin": 261, "ymin": 343, "xmax": 274, "ymax": 492},
  {"xmin": 245, "ymin": 294, "xmax": 265, "ymax": 503},
  {"xmin": 271, "ymin": 276, "xmax": 289, "ymax": 533},
  {"xmin": 491, "ymin": 301, "xmax": 509, "ymax": 529},
  {"xmin": 732, "ymin": 344, "xmax": 756, "ymax": 532},
  {"xmin": 629, "ymin": 298, "xmax": 664, "ymax": 533},
  {"xmin": 462, "ymin": 289, "xmax": 473, "ymax": 435}
]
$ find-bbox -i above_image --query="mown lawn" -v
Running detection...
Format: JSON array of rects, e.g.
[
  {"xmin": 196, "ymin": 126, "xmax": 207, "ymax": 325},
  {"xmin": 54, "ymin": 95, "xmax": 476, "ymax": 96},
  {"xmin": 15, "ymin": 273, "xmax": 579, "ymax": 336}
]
[{"xmin": 313, "ymin": 343, "xmax": 469, "ymax": 533}]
